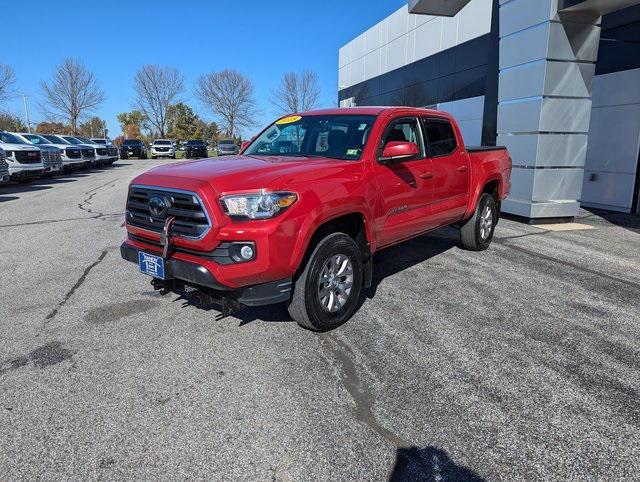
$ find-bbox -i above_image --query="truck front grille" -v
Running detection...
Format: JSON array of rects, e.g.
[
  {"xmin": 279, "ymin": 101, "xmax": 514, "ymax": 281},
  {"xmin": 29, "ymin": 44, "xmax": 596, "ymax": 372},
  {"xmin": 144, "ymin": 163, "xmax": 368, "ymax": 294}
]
[
  {"xmin": 96, "ymin": 148, "xmax": 108, "ymax": 156},
  {"xmin": 41, "ymin": 150, "xmax": 61, "ymax": 167},
  {"xmin": 15, "ymin": 150, "xmax": 41, "ymax": 164},
  {"xmin": 0, "ymin": 150, "xmax": 8, "ymax": 172},
  {"xmin": 126, "ymin": 186, "xmax": 211, "ymax": 239},
  {"xmin": 82, "ymin": 148, "xmax": 95, "ymax": 158},
  {"xmin": 66, "ymin": 149, "xmax": 81, "ymax": 159}
]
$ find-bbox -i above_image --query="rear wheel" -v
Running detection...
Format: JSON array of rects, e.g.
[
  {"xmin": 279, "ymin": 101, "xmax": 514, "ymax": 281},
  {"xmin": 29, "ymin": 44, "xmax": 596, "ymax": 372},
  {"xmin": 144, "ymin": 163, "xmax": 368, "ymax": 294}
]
[
  {"xmin": 287, "ymin": 233, "xmax": 363, "ymax": 331},
  {"xmin": 459, "ymin": 193, "xmax": 497, "ymax": 251}
]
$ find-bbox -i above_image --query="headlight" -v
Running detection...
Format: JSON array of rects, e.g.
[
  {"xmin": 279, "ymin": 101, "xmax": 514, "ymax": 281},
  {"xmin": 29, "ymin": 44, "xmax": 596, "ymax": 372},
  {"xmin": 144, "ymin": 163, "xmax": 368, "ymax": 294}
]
[{"xmin": 220, "ymin": 191, "xmax": 298, "ymax": 220}]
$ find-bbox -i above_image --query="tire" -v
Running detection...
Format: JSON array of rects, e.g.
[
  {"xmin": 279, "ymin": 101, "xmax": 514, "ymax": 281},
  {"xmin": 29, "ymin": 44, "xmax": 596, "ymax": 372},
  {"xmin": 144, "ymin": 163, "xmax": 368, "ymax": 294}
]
[
  {"xmin": 459, "ymin": 193, "xmax": 497, "ymax": 251},
  {"xmin": 171, "ymin": 154, "xmax": 176, "ymax": 159},
  {"xmin": 287, "ymin": 233, "xmax": 363, "ymax": 331}
]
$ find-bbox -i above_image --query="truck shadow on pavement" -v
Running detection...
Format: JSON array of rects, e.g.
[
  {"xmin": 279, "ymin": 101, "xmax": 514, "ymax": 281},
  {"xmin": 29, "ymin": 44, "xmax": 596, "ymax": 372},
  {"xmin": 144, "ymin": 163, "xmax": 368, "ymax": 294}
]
[
  {"xmin": 389, "ymin": 446, "xmax": 485, "ymax": 481},
  {"xmin": 212, "ymin": 228, "xmax": 459, "ymax": 326}
]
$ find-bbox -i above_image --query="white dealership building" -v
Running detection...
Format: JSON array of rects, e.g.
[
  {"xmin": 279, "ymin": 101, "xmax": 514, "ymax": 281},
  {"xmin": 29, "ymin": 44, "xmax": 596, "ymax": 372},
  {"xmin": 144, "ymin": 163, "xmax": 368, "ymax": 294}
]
[{"xmin": 338, "ymin": 0, "xmax": 640, "ymax": 221}]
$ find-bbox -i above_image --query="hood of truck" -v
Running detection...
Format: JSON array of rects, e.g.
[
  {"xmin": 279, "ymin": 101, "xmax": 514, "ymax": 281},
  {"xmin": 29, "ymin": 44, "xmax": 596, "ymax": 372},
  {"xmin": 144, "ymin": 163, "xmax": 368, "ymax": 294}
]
[{"xmin": 132, "ymin": 154, "xmax": 355, "ymax": 194}]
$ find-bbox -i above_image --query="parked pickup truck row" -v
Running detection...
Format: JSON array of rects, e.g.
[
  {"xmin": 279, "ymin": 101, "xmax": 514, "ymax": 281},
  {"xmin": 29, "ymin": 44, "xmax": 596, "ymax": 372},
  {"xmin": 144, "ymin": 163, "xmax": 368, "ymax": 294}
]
[
  {"xmin": 0, "ymin": 130, "xmax": 119, "ymax": 184},
  {"xmin": 121, "ymin": 107, "xmax": 512, "ymax": 331}
]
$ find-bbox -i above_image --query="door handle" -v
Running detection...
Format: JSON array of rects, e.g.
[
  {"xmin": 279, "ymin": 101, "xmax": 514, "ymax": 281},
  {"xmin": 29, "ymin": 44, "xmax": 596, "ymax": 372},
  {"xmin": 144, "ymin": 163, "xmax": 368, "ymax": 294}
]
[
  {"xmin": 419, "ymin": 171, "xmax": 433, "ymax": 179},
  {"xmin": 457, "ymin": 165, "xmax": 469, "ymax": 173}
]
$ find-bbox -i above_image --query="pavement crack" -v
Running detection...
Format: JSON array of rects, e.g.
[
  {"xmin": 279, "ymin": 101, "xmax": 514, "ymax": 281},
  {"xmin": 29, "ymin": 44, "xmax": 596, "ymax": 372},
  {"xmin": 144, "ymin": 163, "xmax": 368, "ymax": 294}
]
[
  {"xmin": 318, "ymin": 333, "xmax": 412, "ymax": 448},
  {"xmin": 77, "ymin": 179, "xmax": 121, "ymax": 219},
  {"xmin": 45, "ymin": 250, "xmax": 109, "ymax": 322}
]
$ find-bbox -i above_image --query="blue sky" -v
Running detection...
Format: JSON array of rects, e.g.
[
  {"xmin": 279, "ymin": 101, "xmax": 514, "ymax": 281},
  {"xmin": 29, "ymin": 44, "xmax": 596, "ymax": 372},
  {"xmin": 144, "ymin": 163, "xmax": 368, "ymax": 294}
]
[{"xmin": 2, "ymin": 0, "xmax": 405, "ymax": 137}]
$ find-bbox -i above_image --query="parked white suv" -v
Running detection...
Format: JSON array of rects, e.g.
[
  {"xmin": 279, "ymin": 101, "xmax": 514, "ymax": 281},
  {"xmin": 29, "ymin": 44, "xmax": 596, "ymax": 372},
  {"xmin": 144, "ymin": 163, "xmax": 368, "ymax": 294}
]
[
  {"xmin": 151, "ymin": 139, "xmax": 176, "ymax": 159},
  {"xmin": 0, "ymin": 131, "xmax": 44, "ymax": 183},
  {"xmin": 12, "ymin": 133, "xmax": 63, "ymax": 176},
  {"xmin": 39, "ymin": 134, "xmax": 89, "ymax": 169},
  {"xmin": 74, "ymin": 136, "xmax": 115, "ymax": 166}
]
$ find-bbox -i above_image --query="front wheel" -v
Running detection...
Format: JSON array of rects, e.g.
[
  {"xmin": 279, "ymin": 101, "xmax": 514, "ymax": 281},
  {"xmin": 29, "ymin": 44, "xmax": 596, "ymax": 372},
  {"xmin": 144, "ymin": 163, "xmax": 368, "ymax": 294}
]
[
  {"xmin": 287, "ymin": 233, "xmax": 363, "ymax": 331},
  {"xmin": 459, "ymin": 193, "xmax": 497, "ymax": 251}
]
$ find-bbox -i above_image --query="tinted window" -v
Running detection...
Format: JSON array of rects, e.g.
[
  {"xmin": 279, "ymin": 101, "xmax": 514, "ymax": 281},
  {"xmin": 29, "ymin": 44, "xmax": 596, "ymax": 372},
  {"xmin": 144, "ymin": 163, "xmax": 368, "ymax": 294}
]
[
  {"xmin": 423, "ymin": 120, "xmax": 457, "ymax": 157},
  {"xmin": 187, "ymin": 140, "xmax": 205, "ymax": 146},
  {"xmin": 41, "ymin": 135, "xmax": 67, "ymax": 144},
  {"xmin": 62, "ymin": 136, "xmax": 83, "ymax": 145},
  {"xmin": 154, "ymin": 140, "xmax": 172, "ymax": 145},
  {"xmin": 380, "ymin": 117, "xmax": 424, "ymax": 157},
  {"xmin": 123, "ymin": 140, "xmax": 142, "ymax": 146}
]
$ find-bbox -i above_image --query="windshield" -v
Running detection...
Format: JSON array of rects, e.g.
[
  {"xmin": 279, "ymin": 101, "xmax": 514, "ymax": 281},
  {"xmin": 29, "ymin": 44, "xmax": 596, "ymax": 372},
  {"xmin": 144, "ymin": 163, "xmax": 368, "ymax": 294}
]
[
  {"xmin": 62, "ymin": 136, "xmax": 83, "ymax": 145},
  {"xmin": 24, "ymin": 134, "xmax": 52, "ymax": 145},
  {"xmin": 243, "ymin": 114, "xmax": 377, "ymax": 160},
  {"xmin": 187, "ymin": 140, "xmax": 205, "ymax": 146},
  {"xmin": 154, "ymin": 140, "xmax": 172, "ymax": 145},
  {"xmin": 41, "ymin": 134, "xmax": 68, "ymax": 144},
  {"xmin": 220, "ymin": 140, "xmax": 235, "ymax": 146},
  {"xmin": 76, "ymin": 136, "xmax": 92, "ymax": 143},
  {"xmin": 123, "ymin": 140, "xmax": 141, "ymax": 146},
  {"xmin": 0, "ymin": 131, "xmax": 28, "ymax": 144}
]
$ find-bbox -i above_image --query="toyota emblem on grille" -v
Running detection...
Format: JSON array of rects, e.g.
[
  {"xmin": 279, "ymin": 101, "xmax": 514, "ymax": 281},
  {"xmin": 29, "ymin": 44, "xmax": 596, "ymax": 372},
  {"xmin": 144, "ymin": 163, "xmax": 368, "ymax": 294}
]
[{"xmin": 148, "ymin": 195, "xmax": 170, "ymax": 218}]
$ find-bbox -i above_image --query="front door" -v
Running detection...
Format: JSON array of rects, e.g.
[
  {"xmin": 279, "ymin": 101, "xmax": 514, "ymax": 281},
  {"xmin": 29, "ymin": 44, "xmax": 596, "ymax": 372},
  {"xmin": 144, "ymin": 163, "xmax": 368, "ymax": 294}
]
[{"xmin": 372, "ymin": 116, "xmax": 434, "ymax": 247}]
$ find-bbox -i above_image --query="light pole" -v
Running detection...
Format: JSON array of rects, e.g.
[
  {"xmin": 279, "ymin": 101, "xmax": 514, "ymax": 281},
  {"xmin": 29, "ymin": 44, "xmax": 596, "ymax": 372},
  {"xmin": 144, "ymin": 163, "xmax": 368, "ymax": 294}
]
[{"xmin": 22, "ymin": 95, "xmax": 31, "ymax": 133}]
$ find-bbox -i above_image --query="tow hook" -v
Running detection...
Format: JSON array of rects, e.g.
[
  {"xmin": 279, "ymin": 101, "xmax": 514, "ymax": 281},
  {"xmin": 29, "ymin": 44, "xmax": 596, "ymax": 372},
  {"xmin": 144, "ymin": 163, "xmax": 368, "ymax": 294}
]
[{"xmin": 160, "ymin": 216, "xmax": 175, "ymax": 259}]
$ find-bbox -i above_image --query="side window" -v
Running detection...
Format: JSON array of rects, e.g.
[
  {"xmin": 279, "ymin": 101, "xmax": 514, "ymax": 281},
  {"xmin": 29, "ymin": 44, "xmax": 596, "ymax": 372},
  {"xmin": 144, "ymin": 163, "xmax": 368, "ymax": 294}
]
[
  {"xmin": 423, "ymin": 120, "xmax": 457, "ymax": 157},
  {"xmin": 380, "ymin": 117, "xmax": 424, "ymax": 158}
]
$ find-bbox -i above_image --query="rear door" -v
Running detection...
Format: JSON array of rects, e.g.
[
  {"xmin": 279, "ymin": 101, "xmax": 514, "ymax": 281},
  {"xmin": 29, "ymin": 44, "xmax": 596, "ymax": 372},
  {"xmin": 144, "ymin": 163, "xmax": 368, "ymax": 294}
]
[
  {"xmin": 421, "ymin": 118, "xmax": 470, "ymax": 224},
  {"xmin": 372, "ymin": 116, "xmax": 434, "ymax": 247}
]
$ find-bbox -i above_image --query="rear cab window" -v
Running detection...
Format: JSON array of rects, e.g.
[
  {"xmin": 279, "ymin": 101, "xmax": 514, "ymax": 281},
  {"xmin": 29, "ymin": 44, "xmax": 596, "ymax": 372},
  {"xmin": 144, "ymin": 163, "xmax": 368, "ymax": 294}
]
[{"xmin": 422, "ymin": 119, "xmax": 457, "ymax": 157}]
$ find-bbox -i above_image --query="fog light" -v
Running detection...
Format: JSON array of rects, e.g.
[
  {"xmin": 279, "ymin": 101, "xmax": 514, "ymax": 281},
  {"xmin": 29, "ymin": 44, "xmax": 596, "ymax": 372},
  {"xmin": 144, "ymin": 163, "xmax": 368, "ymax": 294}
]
[{"xmin": 240, "ymin": 245, "xmax": 254, "ymax": 260}]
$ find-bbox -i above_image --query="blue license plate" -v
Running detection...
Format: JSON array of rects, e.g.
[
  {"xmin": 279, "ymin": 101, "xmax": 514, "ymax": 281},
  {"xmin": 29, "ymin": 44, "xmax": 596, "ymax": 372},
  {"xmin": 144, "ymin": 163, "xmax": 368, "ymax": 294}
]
[{"xmin": 138, "ymin": 252, "xmax": 165, "ymax": 279}]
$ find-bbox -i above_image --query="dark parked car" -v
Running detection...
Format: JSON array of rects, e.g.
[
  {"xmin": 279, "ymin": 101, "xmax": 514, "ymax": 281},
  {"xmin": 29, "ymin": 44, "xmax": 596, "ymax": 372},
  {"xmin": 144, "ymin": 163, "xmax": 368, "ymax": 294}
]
[
  {"xmin": 120, "ymin": 139, "xmax": 148, "ymax": 159},
  {"xmin": 184, "ymin": 139, "xmax": 208, "ymax": 159}
]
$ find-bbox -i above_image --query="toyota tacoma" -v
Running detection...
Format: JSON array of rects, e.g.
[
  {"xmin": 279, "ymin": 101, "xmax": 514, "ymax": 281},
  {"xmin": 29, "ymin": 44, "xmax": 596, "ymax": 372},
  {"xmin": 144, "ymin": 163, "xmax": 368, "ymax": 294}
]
[{"xmin": 121, "ymin": 108, "xmax": 511, "ymax": 331}]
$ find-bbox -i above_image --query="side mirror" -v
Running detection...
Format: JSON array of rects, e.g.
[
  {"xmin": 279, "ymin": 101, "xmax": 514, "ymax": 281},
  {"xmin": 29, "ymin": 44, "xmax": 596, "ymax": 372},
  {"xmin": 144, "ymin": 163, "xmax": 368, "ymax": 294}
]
[{"xmin": 379, "ymin": 141, "xmax": 419, "ymax": 163}]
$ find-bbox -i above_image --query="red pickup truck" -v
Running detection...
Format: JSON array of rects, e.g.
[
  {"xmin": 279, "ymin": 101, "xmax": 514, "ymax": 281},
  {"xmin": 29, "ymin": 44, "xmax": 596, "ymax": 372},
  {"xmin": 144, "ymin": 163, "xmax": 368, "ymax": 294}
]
[{"xmin": 121, "ymin": 107, "xmax": 511, "ymax": 331}]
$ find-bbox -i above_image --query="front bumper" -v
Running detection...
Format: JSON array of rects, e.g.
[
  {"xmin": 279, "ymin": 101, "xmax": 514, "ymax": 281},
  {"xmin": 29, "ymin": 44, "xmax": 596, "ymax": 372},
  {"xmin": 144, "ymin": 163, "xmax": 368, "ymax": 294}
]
[
  {"xmin": 120, "ymin": 241, "xmax": 292, "ymax": 306},
  {"xmin": 152, "ymin": 149, "xmax": 174, "ymax": 156},
  {"xmin": 10, "ymin": 168, "xmax": 44, "ymax": 179}
]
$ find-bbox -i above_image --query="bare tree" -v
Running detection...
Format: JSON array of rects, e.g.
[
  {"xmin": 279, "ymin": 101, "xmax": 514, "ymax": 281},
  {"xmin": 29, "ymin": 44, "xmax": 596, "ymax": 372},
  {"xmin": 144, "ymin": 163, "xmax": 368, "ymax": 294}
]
[
  {"xmin": 133, "ymin": 65, "xmax": 183, "ymax": 137},
  {"xmin": 194, "ymin": 69, "xmax": 257, "ymax": 137},
  {"xmin": 0, "ymin": 64, "xmax": 16, "ymax": 104},
  {"xmin": 270, "ymin": 69, "xmax": 321, "ymax": 114},
  {"xmin": 40, "ymin": 58, "xmax": 105, "ymax": 134}
]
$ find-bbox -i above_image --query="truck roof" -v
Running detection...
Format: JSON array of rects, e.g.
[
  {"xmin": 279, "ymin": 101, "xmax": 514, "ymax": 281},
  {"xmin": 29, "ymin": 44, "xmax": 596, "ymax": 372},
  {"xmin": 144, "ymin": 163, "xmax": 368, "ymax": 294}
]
[{"xmin": 297, "ymin": 106, "xmax": 446, "ymax": 117}]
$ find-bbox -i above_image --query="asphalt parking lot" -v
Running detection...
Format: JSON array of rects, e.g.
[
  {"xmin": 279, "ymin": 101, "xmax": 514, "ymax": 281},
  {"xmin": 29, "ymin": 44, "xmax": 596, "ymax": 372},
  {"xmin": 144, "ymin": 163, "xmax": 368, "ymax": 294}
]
[{"xmin": 0, "ymin": 159, "xmax": 639, "ymax": 480}]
